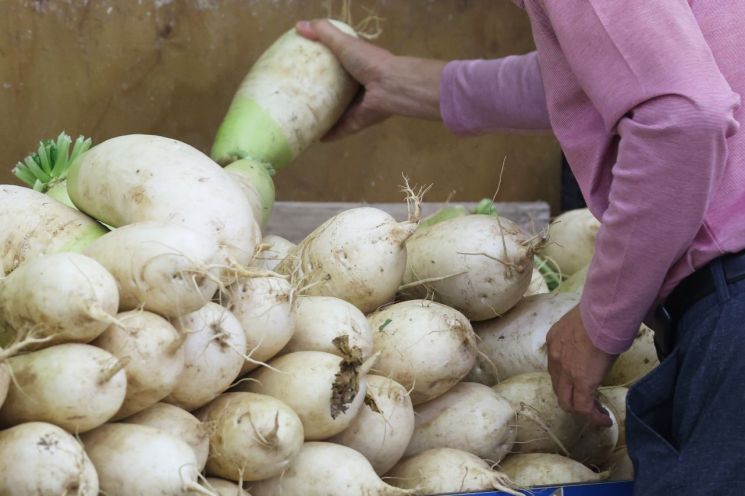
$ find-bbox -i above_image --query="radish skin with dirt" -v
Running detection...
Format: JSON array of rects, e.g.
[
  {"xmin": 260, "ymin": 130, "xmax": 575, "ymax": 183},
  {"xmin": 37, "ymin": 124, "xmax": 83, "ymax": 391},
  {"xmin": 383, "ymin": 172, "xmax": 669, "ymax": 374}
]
[
  {"xmin": 401, "ymin": 215, "xmax": 536, "ymax": 321},
  {"xmin": 0, "ymin": 343, "xmax": 126, "ymax": 432},
  {"xmin": 0, "ymin": 252, "xmax": 119, "ymax": 348},
  {"xmin": 239, "ymin": 350, "xmax": 371, "ymax": 440},
  {"xmin": 405, "ymin": 382, "xmax": 516, "ymax": 463},
  {"xmin": 196, "ymin": 392, "xmax": 304, "ymax": 482},
  {"xmin": 82, "ymin": 423, "xmax": 210, "ymax": 495},
  {"xmin": 277, "ymin": 206, "xmax": 417, "ymax": 313},
  {"xmin": 541, "ymin": 208, "xmax": 600, "ymax": 276},
  {"xmin": 329, "ymin": 375, "xmax": 414, "ymax": 475},
  {"xmin": 67, "ymin": 134, "xmax": 260, "ymax": 266},
  {"xmin": 254, "ymin": 234, "xmax": 295, "ymax": 270},
  {"xmin": 85, "ymin": 222, "xmax": 221, "ymax": 318},
  {"xmin": 211, "ymin": 20, "xmax": 359, "ymax": 169},
  {"xmin": 225, "ymin": 159, "xmax": 275, "ymax": 228},
  {"xmin": 471, "ymin": 292, "xmax": 581, "ymax": 385},
  {"xmin": 284, "ymin": 295, "xmax": 373, "ymax": 359},
  {"xmin": 94, "ymin": 311, "xmax": 185, "ymax": 419},
  {"xmin": 225, "ymin": 275, "xmax": 295, "ymax": 374},
  {"xmin": 604, "ymin": 324, "xmax": 659, "ymax": 386},
  {"xmin": 388, "ymin": 448, "xmax": 520, "ymax": 495},
  {"xmin": 0, "ymin": 185, "xmax": 106, "ymax": 275},
  {"xmin": 499, "ymin": 453, "xmax": 606, "ymax": 487},
  {"xmin": 124, "ymin": 403, "xmax": 209, "ymax": 471},
  {"xmin": 249, "ymin": 442, "xmax": 412, "ymax": 496},
  {"xmin": 166, "ymin": 303, "xmax": 247, "ymax": 411},
  {"xmin": 367, "ymin": 300, "xmax": 478, "ymax": 405},
  {"xmin": 0, "ymin": 422, "xmax": 99, "ymax": 495}
]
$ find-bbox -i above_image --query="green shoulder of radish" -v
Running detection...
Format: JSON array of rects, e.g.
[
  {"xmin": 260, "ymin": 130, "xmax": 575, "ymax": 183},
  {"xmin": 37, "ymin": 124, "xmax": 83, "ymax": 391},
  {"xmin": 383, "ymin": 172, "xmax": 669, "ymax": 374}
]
[
  {"xmin": 211, "ymin": 20, "xmax": 359, "ymax": 169},
  {"xmin": 225, "ymin": 158, "xmax": 276, "ymax": 229}
]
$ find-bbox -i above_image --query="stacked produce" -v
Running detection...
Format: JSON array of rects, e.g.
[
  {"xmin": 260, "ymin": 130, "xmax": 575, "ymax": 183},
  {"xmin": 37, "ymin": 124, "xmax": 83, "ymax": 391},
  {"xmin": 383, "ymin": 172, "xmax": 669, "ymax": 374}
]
[{"xmin": 0, "ymin": 20, "xmax": 653, "ymax": 496}]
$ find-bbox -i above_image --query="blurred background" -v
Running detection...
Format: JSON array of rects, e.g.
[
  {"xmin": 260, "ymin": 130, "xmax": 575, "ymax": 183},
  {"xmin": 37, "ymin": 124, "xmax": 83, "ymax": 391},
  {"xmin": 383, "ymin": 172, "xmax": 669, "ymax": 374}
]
[{"xmin": 0, "ymin": 0, "xmax": 562, "ymax": 212}]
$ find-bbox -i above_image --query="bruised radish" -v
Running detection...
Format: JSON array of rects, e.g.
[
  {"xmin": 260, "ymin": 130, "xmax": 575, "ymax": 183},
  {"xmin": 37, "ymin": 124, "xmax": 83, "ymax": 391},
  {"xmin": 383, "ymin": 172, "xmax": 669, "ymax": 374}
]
[
  {"xmin": 329, "ymin": 375, "xmax": 414, "ymax": 475},
  {"xmin": 85, "ymin": 222, "xmax": 221, "ymax": 318},
  {"xmin": 367, "ymin": 300, "xmax": 477, "ymax": 405},
  {"xmin": 196, "ymin": 392, "xmax": 304, "ymax": 481},
  {"xmin": 225, "ymin": 275, "xmax": 295, "ymax": 374},
  {"xmin": 166, "ymin": 303, "xmax": 247, "ymax": 411},
  {"xmin": 239, "ymin": 348, "xmax": 371, "ymax": 440},
  {"xmin": 388, "ymin": 448, "xmax": 520, "ymax": 495},
  {"xmin": 0, "ymin": 422, "xmax": 99, "ymax": 495},
  {"xmin": 540, "ymin": 208, "xmax": 600, "ymax": 276},
  {"xmin": 124, "ymin": 402, "xmax": 210, "ymax": 471},
  {"xmin": 405, "ymin": 382, "xmax": 516, "ymax": 463},
  {"xmin": 249, "ymin": 442, "xmax": 412, "ymax": 496},
  {"xmin": 0, "ymin": 344, "xmax": 126, "ymax": 432},
  {"xmin": 0, "ymin": 252, "xmax": 119, "ymax": 348},
  {"xmin": 277, "ymin": 207, "xmax": 416, "ymax": 313},
  {"xmin": 472, "ymin": 292, "xmax": 581, "ymax": 385},
  {"xmin": 284, "ymin": 296, "xmax": 373, "ymax": 359},
  {"xmin": 499, "ymin": 453, "xmax": 605, "ymax": 487},
  {"xmin": 604, "ymin": 324, "xmax": 659, "ymax": 386},
  {"xmin": 254, "ymin": 234, "xmax": 295, "ymax": 270},
  {"xmin": 401, "ymin": 215, "xmax": 535, "ymax": 321},
  {"xmin": 94, "ymin": 311, "xmax": 185, "ymax": 419}
]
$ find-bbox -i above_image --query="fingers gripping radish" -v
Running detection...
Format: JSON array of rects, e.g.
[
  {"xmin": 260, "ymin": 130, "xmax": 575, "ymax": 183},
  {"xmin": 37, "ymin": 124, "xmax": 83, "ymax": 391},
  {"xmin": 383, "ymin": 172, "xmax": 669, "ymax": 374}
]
[
  {"xmin": 0, "ymin": 343, "xmax": 127, "ymax": 432},
  {"xmin": 0, "ymin": 252, "xmax": 119, "ymax": 348},
  {"xmin": 93, "ymin": 311, "xmax": 185, "ymax": 419},
  {"xmin": 84, "ymin": 222, "xmax": 222, "ymax": 318}
]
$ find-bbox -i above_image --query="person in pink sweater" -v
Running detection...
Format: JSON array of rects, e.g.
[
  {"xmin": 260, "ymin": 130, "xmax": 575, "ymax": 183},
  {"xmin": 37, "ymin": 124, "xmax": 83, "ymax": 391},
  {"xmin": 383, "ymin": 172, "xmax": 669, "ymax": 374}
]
[{"xmin": 298, "ymin": 1, "xmax": 744, "ymax": 493}]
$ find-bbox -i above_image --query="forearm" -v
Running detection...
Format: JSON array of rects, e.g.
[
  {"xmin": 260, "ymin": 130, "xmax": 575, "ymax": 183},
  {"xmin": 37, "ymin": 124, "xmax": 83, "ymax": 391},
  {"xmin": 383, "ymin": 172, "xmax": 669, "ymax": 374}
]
[{"xmin": 377, "ymin": 56, "xmax": 447, "ymax": 121}]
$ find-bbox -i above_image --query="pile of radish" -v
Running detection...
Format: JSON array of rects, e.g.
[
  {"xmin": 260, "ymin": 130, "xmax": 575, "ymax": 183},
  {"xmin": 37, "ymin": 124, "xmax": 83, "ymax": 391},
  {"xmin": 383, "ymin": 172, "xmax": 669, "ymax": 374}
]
[{"xmin": 0, "ymin": 19, "xmax": 655, "ymax": 496}]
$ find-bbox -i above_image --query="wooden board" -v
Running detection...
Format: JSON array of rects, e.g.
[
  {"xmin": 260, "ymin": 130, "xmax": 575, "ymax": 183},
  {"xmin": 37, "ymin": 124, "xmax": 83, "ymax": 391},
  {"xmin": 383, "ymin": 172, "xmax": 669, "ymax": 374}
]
[{"xmin": 265, "ymin": 201, "xmax": 550, "ymax": 243}]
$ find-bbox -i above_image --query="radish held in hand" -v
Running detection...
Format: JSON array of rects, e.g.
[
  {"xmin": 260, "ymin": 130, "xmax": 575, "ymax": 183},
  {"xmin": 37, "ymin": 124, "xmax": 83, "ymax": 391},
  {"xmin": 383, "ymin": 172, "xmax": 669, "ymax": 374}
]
[
  {"xmin": 388, "ymin": 448, "xmax": 520, "ymax": 495},
  {"xmin": 277, "ymin": 206, "xmax": 417, "ymax": 313},
  {"xmin": 499, "ymin": 453, "xmax": 606, "ymax": 487},
  {"xmin": 67, "ymin": 134, "xmax": 260, "ymax": 266},
  {"xmin": 166, "ymin": 303, "xmax": 247, "ymax": 411},
  {"xmin": 95, "ymin": 311, "xmax": 185, "ymax": 419},
  {"xmin": 0, "ymin": 343, "xmax": 126, "ymax": 432},
  {"xmin": 329, "ymin": 375, "xmax": 414, "ymax": 475},
  {"xmin": 0, "ymin": 185, "xmax": 106, "ymax": 275},
  {"xmin": 401, "ymin": 214, "xmax": 536, "ymax": 321},
  {"xmin": 225, "ymin": 159, "xmax": 275, "ymax": 228},
  {"xmin": 405, "ymin": 382, "xmax": 516, "ymax": 463},
  {"xmin": 211, "ymin": 21, "xmax": 359, "ymax": 169},
  {"xmin": 249, "ymin": 442, "xmax": 412, "ymax": 496},
  {"xmin": 196, "ymin": 392, "xmax": 304, "ymax": 482},
  {"xmin": 367, "ymin": 300, "xmax": 477, "ymax": 405},
  {"xmin": 254, "ymin": 234, "xmax": 295, "ymax": 270},
  {"xmin": 124, "ymin": 402, "xmax": 209, "ymax": 471},
  {"xmin": 540, "ymin": 208, "xmax": 600, "ymax": 277},
  {"xmin": 0, "ymin": 252, "xmax": 119, "ymax": 348},
  {"xmin": 0, "ymin": 422, "xmax": 99, "ymax": 495}
]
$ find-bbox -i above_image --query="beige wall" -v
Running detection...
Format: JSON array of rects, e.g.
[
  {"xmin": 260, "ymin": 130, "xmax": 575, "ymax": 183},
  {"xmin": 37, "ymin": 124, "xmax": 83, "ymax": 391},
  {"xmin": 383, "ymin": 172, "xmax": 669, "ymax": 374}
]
[{"xmin": 0, "ymin": 0, "xmax": 561, "ymax": 211}]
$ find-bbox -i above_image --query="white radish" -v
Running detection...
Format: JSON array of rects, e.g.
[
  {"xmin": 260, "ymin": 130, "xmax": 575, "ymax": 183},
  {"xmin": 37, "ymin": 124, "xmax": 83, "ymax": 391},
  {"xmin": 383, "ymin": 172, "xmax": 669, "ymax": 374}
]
[
  {"xmin": 557, "ymin": 263, "xmax": 589, "ymax": 293},
  {"xmin": 166, "ymin": 303, "xmax": 247, "ymax": 411},
  {"xmin": 196, "ymin": 392, "xmax": 304, "ymax": 482},
  {"xmin": 124, "ymin": 402, "xmax": 210, "ymax": 471},
  {"xmin": 472, "ymin": 292, "xmax": 581, "ymax": 385},
  {"xmin": 225, "ymin": 159, "xmax": 275, "ymax": 228},
  {"xmin": 541, "ymin": 208, "xmax": 600, "ymax": 276},
  {"xmin": 82, "ymin": 423, "xmax": 211, "ymax": 495},
  {"xmin": 0, "ymin": 343, "xmax": 126, "ymax": 432},
  {"xmin": 211, "ymin": 21, "xmax": 359, "ymax": 169},
  {"xmin": 249, "ymin": 442, "xmax": 412, "ymax": 496},
  {"xmin": 0, "ymin": 185, "xmax": 106, "ymax": 275},
  {"xmin": 0, "ymin": 364, "xmax": 8, "ymax": 410},
  {"xmin": 367, "ymin": 300, "xmax": 478, "ymax": 405},
  {"xmin": 277, "ymin": 207, "xmax": 416, "ymax": 313},
  {"xmin": 604, "ymin": 324, "xmax": 659, "ymax": 386},
  {"xmin": 284, "ymin": 296, "xmax": 373, "ymax": 359},
  {"xmin": 329, "ymin": 375, "xmax": 414, "ymax": 475},
  {"xmin": 239, "ymin": 350, "xmax": 370, "ymax": 440},
  {"xmin": 225, "ymin": 275, "xmax": 295, "ymax": 375},
  {"xmin": 388, "ymin": 448, "xmax": 520, "ymax": 495},
  {"xmin": 606, "ymin": 447, "xmax": 634, "ymax": 481},
  {"xmin": 0, "ymin": 422, "xmax": 99, "ymax": 495},
  {"xmin": 405, "ymin": 382, "xmax": 516, "ymax": 463},
  {"xmin": 254, "ymin": 234, "xmax": 295, "ymax": 270},
  {"xmin": 401, "ymin": 214, "xmax": 535, "ymax": 321},
  {"xmin": 600, "ymin": 386, "xmax": 628, "ymax": 447},
  {"xmin": 94, "ymin": 310, "xmax": 185, "ymax": 419},
  {"xmin": 67, "ymin": 134, "xmax": 260, "ymax": 266},
  {"xmin": 499, "ymin": 453, "xmax": 605, "ymax": 487},
  {"xmin": 525, "ymin": 267, "xmax": 550, "ymax": 296},
  {"xmin": 85, "ymin": 222, "xmax": 221, "ymax": 318},
  {"xmin": 492, "ymin": 372, "xmax": 618, "ymax": 466},
  {"xmin": 201, "ymin": 478, "xmax": 251, "ymax": 496},
  {"xmin": 0, "ymin": 252, "xmax": 119, "ymax": 348}
]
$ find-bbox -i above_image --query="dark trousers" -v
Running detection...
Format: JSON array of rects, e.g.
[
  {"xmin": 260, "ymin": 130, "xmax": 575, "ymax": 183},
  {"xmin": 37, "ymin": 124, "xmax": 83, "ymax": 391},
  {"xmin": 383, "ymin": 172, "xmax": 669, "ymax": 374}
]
[{"xmin": 627, "ymin": 258, "xmax": 745, "ymax": 494}]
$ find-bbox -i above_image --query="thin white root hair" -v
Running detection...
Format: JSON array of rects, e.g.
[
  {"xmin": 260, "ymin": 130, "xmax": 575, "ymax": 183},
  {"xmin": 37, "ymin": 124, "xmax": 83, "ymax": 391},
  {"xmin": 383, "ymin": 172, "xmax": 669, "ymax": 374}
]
[{"xmin": 397, "ymin": 271, "xmax": 468, "ymax": 293}]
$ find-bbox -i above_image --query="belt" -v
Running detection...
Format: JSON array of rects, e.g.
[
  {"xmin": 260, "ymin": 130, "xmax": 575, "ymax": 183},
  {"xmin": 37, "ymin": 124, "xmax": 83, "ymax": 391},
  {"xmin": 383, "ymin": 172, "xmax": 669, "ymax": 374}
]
[{"xmin": 654, "ymin": 249, "xmax": 745, "ymax": 358}]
